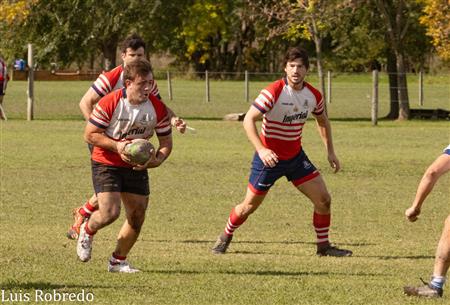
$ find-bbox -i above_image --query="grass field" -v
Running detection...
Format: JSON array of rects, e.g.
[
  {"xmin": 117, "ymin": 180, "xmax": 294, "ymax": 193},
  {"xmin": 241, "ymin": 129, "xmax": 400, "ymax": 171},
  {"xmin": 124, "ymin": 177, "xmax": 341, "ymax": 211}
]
[{"xmin": 0, "ymin": 116, "xmax": 449, "ymax": 304}]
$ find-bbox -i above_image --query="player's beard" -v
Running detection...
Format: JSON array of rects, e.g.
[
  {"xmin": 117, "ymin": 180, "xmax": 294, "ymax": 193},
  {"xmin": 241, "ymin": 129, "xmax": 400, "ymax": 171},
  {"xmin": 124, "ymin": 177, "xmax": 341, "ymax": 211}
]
[{"xmin": 288, "ymin": 74, "xmax": 304, "ymax": 88}]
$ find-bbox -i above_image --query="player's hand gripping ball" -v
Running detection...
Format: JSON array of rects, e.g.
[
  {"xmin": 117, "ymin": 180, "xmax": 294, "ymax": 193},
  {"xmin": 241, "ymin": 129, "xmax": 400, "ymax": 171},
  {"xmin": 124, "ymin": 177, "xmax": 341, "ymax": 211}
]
[{"xmin": 124, "ymin": 139, "xmax": 155, "ymax": 165}]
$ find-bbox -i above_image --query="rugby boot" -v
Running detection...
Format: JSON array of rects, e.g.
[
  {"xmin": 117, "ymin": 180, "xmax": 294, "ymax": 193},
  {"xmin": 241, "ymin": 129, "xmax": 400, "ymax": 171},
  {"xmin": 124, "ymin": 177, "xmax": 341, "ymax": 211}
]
[
  {"xmin": 108, "ymin": 258, "xmax": 140, "ymax": 273},
  {"xmin": 77, "ymin": 222, "xmax": 93, "ymax": 262},
  {"xmin": 211, "ymin": 233, "xmax": 233, "ymax": 254},
  {"xmin": 404, "ymin": 279, "xmax": 443, "ymax": 298},
  {"xmin": 316, "ymin": 244, "xmax": 352, "ymax": 257},
  {"xmin": 66, "ymin": 207, "xmax": 85, "ymax": 240}
]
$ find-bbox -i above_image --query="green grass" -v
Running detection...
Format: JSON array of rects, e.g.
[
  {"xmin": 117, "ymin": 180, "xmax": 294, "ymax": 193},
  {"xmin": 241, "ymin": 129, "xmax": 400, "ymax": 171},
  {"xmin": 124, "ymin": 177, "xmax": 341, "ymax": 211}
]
[
  {"xmin": 0, "ymin": 118, "xmax": 449, "ymax": 304},
  {"xmin": 2, "ymin": 74, "xmax": 449, "ymax": 120}
]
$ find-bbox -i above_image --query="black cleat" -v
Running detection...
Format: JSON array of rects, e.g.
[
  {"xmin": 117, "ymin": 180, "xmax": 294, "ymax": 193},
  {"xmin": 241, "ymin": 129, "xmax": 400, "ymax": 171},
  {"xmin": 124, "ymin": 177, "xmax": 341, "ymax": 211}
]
[
  {"xmin": 211, "ymin": 233, "xmax": 233, "ymax": 254},
  {"xmin": 316, "ymin": 244, "xmax": 352, "ymax": 257}
]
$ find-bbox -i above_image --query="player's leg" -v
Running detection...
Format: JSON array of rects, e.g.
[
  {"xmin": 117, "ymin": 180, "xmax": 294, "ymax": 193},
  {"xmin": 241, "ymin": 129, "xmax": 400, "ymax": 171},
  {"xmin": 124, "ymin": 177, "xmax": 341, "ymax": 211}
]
[
  {"xmin": 107, "ymin": 167, "xmax": 149, "ymax": 272},
  {"xmin": 431, "ymin": 215, "xmax": 450, "ymax": 288},
  {"xmin": 212, "ymin": 188, "xmax": 266, "ymax": 254},
  {"xmin": 212, "ymin": 152, "xmax": 279, "ymax": 254},
  {"xmin": 67, "ymin": 193, "xmax": 99, "ymax": 240},
  {"xmin": 405, "ymin": 215, "xmax": 450, "ymax": 298},
  {"xmin": 77, "ymin": 162, "xmax": 122, "ymax": 262},
  {"xmin": 295, "ymin": 175, "xmax": 352, "ymax": 257},
  {"xmin": 0, "ymin": 94, "xmax": 6, "ymax": 120},
  {"xmin": 77, "ymin": 191, "xmax": 121, "ymax": 262},
  {"xmin": 108, "ymin": 192, "xmax": 148, "ymax": 273}
]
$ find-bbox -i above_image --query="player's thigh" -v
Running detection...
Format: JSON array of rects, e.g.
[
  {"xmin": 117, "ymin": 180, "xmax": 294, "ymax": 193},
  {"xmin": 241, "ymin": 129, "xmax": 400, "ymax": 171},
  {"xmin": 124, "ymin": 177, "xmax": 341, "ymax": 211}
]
[
  {"xmin": 295, "ymin": 175, "xmax": 330, "ymax": 204},
  {"xmin": 121, "ymin": 192, "xmax": 149, "ymax": 226},
  {"xmin": 97, "ymin": 191, "xmax": 121, "ymax": 218},
  {"xmin": 121, "ymin": 192, "xmax": 149, "ymax": 212}
]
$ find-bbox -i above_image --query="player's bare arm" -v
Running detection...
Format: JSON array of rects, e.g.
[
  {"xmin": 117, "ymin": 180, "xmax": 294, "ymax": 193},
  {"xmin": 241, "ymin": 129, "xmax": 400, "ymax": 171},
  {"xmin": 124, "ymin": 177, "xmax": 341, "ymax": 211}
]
[
  {"xmin": 84, "ymin": 122, "xmax": 132, "ymax": 162},
  {"xmin": 243, "ymin": 105, "xmax": 279, "ymax": 168},
  {"xmin": 134, "ymin": 134, "xmax": 173, "ymax": 170},
  {"xmin": 79, "ymin": 88, "xmax": 102, "ymax": 121},
  {"xmin": 405, "ymin": 153, "xmax": 450, "ymax": 222},
  {"xmin": 314, "ymin": 112, "xmax": 340, "ymax": 173},
  {"xmin": 166, "ymin": 106, "xmax": 187, "ymax": 133}
]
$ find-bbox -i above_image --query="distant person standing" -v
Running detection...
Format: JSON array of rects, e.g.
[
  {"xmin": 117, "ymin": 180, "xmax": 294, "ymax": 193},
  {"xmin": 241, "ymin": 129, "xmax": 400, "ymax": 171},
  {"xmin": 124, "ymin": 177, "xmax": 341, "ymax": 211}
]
[
  {"xmin": 404, "ymin": 144, "xmax": 450, "ymax": 298},
  {"xmin": 211, "ymin": 47, "xmax": 352, "ymax": 257},
  {"xmin": 0, "ymin": 56, "xmax": 9, "ymax": 120}
]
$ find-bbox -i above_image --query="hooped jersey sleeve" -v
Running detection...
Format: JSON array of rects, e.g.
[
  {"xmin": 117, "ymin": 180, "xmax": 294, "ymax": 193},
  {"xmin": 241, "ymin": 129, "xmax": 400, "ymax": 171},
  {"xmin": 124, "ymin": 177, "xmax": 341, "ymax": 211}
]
[
  {"xmin": 149, "ymin": 95, "xmax": 171, "ymax": 137},
  {"xmin": 252, "ymin": 79, "xmax": 285, "ymax": 114},
  {"xmin": 305, "ymin": 82, "xmax": 324, "ymax": 115},
  {"xmin": 89, "ymin": 89, "xmax": 123, "ymax": 129}
]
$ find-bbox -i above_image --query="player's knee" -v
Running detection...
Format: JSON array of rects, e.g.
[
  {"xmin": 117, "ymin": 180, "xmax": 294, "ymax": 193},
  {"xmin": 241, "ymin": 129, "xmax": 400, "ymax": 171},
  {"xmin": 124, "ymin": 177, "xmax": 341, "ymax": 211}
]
[
  {"xmin": 102, "ymin": 206, "xmax": 121, "ymax": 224},
  {"xmin": 128, "ymin": 211, "xmax": 146, "ymax": 232},
  {"xmin": 424, "ymin": 167, "xmax": 440, "ymax": 181},
  {"xmin": 239, "ymin": 200, "xmax": 262, "ymax": 216},
  {"xmin": 316, "ymin": 193, "xmax": 331, "ymax": 210}
]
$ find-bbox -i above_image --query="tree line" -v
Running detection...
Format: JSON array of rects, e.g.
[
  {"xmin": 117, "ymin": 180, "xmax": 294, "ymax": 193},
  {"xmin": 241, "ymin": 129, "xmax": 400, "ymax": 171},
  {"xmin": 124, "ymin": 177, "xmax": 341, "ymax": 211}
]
[{"xmin": 0, "ymin": 0, "xmax": 449, "ymax": 120}]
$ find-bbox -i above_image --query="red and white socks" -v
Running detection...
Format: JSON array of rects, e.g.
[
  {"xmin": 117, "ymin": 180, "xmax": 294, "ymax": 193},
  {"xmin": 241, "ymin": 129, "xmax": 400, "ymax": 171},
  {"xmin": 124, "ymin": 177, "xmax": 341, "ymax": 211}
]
[
  {"xmin": 224, "ymin": 208, "xmax": 247, "ymax": 236},
  {"xmin": 79, "ymin": 201, "xmax": 97, "ymax": 218},
  {"xmin": 109, "ymin": 252, "xmax": 127, "ymax": 265},
  {"xmin": 313, "ymin": 212, "xmax": 331, "ymax": 248}
]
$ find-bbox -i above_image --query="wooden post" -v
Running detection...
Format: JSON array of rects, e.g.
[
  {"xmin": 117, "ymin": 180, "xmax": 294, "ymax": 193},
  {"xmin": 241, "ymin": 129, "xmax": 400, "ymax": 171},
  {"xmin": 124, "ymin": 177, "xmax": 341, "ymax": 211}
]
[
  {"xmin": 371, "ymin": 70, "xmax": 378, "ymax": 126},
  {"xmin": 419, "ymin": 69, "xmax": 424, "ymax": 106},
  {"xmin": 327, "ymin": 70, "xmax": 332, "ymax": 104},
  {"xmin": 27, "ymin": 43, "xmax": 34, "ymax": 121},
  {"xmin": 167, "ymin": 71, "xmax": 173, "ymax": 100},
  {"xmin": 205, "ymin": 70, "xmax": 210, "ymax": 102},
  {"xmin": 244, "ymin": 70, "xmax": 249, "ymax": 103}
]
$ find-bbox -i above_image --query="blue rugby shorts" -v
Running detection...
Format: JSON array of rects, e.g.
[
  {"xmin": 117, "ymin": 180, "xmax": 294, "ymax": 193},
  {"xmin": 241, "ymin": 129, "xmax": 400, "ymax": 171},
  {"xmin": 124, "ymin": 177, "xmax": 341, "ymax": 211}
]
[{"xmin": 248, "ymin": 149, "xmax": 320, "ymax": 195}]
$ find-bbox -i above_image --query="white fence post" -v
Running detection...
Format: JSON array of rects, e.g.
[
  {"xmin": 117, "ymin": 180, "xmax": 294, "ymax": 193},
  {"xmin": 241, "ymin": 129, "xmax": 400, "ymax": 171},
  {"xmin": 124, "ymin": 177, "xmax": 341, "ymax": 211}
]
[
  {"xmin": 27, "ymin": 43, "xmax": 34, "ymax": 121},
  {"xmin": 419, "ymin": 69, "xmax": 424, "ymax": 106},
  {"xmin": 167, "ymin": 71, "xmax": 173, "ymax": 100},
  {"xmin": 327, "ymin": 70, "xmax": 332, "ymax": 104},
  {"xmin": 371, "ymin": 70, "xmax": 378, "ymax": 126},
  {"xmin": 244, "ymin": 70, "xmax": 249, "ymax": 103},
  {"xmin": 205, "ymin": 70, "xmax": 210, "ymax": 102}
]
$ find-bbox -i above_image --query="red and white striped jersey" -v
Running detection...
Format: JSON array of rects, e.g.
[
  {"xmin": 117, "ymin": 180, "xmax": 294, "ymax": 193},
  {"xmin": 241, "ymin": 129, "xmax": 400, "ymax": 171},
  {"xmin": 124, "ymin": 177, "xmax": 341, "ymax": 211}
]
[
  {"xmin": 89, "ymin": 88, "xmax": 171, "ymax": 167},
  {"xmin": 252, "ymin": 78, "xmax": 324, "ymax": 160},
  {"xmin": 91, "ymin": 65, "xmax": 160, "ymax": 99}
]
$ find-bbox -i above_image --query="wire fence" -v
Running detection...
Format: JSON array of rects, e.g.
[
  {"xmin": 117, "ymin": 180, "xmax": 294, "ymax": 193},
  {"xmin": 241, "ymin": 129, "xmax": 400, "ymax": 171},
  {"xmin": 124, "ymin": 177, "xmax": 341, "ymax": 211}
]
[{"xmin": 4, "ymin": 70, "xmax": 450, "ymax": 121}]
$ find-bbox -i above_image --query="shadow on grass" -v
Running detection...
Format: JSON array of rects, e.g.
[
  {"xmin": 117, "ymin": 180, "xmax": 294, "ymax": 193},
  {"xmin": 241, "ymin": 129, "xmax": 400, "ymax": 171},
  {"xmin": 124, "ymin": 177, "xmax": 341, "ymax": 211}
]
[
  {"xmin": 144, "ymin": 269, "xmax": 385, "ymax": 277},
  {"xmin": 144, "ymin": 239, "xmax": 375, "ymax": 247},
  {"xmin": 0, "ymin": 280, "xmax": 112, "ymax": 290},
  {"xmin": 361, "ymin": 255, "xmax": 434, "ymax": 260}
]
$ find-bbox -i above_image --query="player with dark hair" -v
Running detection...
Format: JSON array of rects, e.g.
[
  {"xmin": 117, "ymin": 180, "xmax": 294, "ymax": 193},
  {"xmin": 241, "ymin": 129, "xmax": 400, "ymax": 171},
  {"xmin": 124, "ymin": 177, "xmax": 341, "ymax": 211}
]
[
  {"xmin": 67, "ymin": 33, "xmax": 186, "ymax": 240},
  {"xmin": 77, "ymin": 58, "xmax": 172, "ymax": 272},
  {"xmin": 404, "ymin": 144, "xmax": 450, "ymax": 298},
  {"xmin": 212, "ymin": 47, "xmax": 352, "ymax": 257}
]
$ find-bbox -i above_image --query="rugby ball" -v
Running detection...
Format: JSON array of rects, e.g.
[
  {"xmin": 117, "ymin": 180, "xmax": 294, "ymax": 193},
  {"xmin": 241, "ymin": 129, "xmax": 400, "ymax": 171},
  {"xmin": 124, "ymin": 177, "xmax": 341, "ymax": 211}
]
[{"xmin": 124, "ymin": 139, "xmax": 155, "ymax": 165}]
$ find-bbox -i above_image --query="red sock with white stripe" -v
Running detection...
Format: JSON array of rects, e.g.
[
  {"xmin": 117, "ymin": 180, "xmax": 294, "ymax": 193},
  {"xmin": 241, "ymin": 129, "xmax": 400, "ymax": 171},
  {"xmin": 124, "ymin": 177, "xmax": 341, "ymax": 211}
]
[
  {"xmin": 224, "ymin": 208, "xmax": 247, "ymax": 236},
  {"xmin": 110, "ymin": 252, "xmax": 126, "ymax": 265},
  {"xmin": 313, "ymin": 212, "xmax": 330, "ymax": 247},
  {"xmin": 84, "ymin": 222, "xmax": 97, "ymax": 236},
  {"xmin": 79, "ymin": 201, "xmax": 97, "ymax": 218}
]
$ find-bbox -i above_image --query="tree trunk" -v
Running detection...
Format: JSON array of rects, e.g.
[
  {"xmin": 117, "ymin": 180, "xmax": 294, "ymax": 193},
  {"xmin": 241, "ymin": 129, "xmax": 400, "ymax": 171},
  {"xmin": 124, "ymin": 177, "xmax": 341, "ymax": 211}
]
[
  {"xmin": 395, "ymin": 51, "xmax": 410, "ymax": 120},
  {"xmin": 101, "ymin": 36, "xmax": 119, "ymax": 71},
  {"xmin": 309, "ymin": 16, "xmax": 326, "ymax": 102},
  {"xmin": 385, "ymin": 48, "xmax": 399, "ymax": 119}
]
